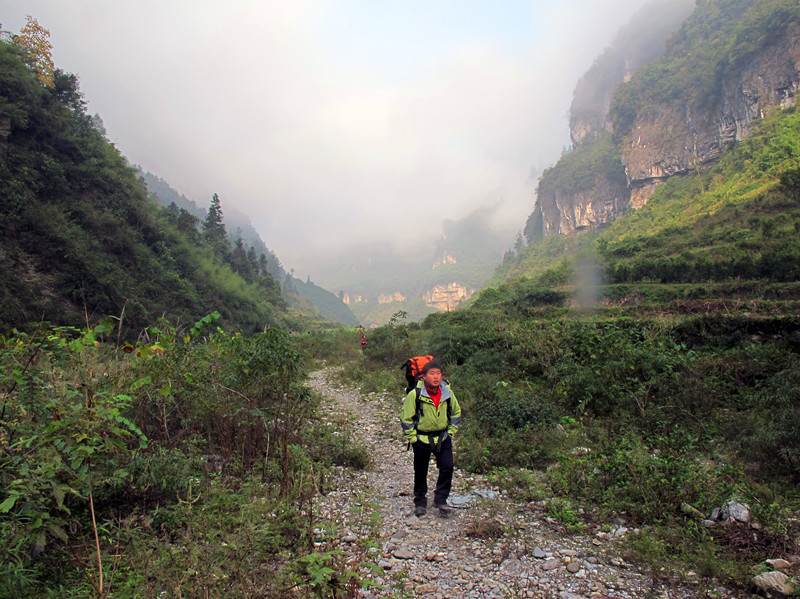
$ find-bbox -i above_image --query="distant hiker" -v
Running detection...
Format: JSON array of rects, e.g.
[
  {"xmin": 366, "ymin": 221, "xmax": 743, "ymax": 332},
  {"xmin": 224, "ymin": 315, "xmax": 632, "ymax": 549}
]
[
  {"xmin": 400, "ymin": 360, "xmax": 462, "ymax": 517},
  {"xmin": 360, "ymin": 333, "xmax": 368, "ymax": 350}
]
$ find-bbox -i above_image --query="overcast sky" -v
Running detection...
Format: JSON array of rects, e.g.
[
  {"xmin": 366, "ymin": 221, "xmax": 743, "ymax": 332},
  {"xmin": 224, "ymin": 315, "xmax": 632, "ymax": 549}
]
[{"xmin": 3, "ymin": 1, "xmax": 656, "ymax": 279}]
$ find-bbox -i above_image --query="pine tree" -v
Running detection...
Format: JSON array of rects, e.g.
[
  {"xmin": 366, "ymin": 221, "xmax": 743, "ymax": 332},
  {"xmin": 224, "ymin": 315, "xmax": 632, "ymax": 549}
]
[{"xmin": 202, "ymin": 193, "xmax": 227, "ymax": 254}]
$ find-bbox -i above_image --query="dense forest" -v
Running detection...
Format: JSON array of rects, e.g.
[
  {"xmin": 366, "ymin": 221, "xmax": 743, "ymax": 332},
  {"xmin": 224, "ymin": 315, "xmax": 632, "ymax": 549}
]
[{"xmin": 2, "ymin": 2, "xmax": 800, "ymax": 597}]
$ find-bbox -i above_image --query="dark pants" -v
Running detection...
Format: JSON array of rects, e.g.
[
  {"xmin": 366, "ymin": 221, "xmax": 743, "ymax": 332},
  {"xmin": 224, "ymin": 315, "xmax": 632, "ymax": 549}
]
[{"xmin": 412, "ymin": 437, "xmax": 453, "ymax": 507}]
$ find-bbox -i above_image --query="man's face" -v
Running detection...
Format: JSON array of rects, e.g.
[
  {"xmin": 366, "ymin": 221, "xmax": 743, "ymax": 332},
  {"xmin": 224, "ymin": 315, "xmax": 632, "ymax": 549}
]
[{"xmin": 423, "ymin": 368, "xmax": 442, "ymax": 388}]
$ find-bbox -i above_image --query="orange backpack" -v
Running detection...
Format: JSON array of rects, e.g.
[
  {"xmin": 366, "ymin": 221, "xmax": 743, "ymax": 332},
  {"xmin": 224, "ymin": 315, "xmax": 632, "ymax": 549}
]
[{"xmin": 400, "ymin": 355, "xmax": 434, "ymax": 394}]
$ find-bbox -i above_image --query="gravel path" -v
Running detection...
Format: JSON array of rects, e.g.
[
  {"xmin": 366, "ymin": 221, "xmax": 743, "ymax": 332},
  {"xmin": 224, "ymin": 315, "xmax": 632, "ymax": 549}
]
[{"xmin": 307, "ymin": 368, "xmax": 729, "ymax": 599}]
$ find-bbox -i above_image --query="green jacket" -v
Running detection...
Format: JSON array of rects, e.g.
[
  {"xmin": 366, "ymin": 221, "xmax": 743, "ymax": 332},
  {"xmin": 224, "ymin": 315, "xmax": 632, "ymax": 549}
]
[{"xmin": 400, "ymin": 380, "xmax": 462, "ymax": 445}]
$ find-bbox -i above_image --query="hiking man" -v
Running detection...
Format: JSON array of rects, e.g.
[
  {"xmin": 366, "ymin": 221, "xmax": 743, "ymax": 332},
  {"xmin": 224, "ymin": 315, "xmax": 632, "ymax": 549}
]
[{"xmin": 400, "ymin": 360, "xmax": 462, "ymax": 516}]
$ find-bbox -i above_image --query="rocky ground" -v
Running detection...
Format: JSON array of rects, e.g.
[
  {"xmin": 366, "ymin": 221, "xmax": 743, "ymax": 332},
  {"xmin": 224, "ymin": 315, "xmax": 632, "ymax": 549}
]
[{"xmin": 306, "ymin": 369, "xmax": 747, "ymax": 599}]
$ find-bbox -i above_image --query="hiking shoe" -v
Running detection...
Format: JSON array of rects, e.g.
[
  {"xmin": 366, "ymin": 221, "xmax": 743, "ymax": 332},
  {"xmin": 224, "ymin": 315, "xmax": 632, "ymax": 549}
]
[
  {"xmin": 414, "ymin": 505, "xmax": 427, "ymax": 517},
  {"xmin": 433, "ymin": 501, "xmax": 453, "ymax": 514}
]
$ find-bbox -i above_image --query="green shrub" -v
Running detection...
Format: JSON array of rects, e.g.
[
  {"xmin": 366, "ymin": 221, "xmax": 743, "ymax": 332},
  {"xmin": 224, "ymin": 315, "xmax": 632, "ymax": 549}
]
[
  {"xmin": 738, "ymin": 359, "xmax": 800, "ymax": 480},
  {"xmin": 473, "ymin": 385, "xmax": 562, "ymax": 431},
  {"xmin": 304, "ymin": 423, "xmax": 372, "ymax": 470},
  {"xmin": 487, "ymin": 468, "xmax": 550, "ymax": 502},
  {"xmin": 549, "ymin": 434, "xmax": 737, "ymax": 523}
]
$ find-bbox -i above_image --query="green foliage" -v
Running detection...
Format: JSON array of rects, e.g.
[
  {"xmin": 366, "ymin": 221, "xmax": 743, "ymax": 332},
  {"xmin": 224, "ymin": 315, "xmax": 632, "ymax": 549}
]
[
  {"xmin": 486, "ymin": 468, "xmax": 549, "ymax": 502},
  {"xmin": 304, "ymin": 422, "xmax": 372, "ymax": 470},
  {"xmin": 0, "ymin": 321, "xmax": 148, "ymax": 595},
  {"xmin": 737, "ymin": 359, "xmax": 800, "ymax": 479},
  {"xmin": 553, "ymin": 320, "xmax": 696, "ymax": 419},
  {"xmin": 609, "ymin": 0, "xmax": 781, "ymax": 135},
  {"xmin": 549, "ymin": 433, "xmax": 739, "ymax": 523},
  {"xmin": 359, "ymin": 310, "xmax": 413, "ymax": 367},
  {"xmin": 546, "ymin": 497, "xmax": 585, "ymax": 533},
  {"xmin": 536, "ymin": 133, "xmax": 627, "ymax": 200},
  {"xmin": 0, "ymin": 314, "xmax": 372, "ymax": 595},
  {"xmin": 295, "ymin": 328, "xmax": 365, "ymax": 367},
  {"xmin": 286, "ymin": 550, "xmax": 368, "ymax": 597}
]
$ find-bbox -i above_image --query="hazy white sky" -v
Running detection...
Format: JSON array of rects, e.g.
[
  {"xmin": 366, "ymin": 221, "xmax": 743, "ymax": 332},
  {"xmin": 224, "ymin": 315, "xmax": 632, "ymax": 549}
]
[{"xmin": 3, "ymin": 1, "xmax": 655, "ymax": 279}]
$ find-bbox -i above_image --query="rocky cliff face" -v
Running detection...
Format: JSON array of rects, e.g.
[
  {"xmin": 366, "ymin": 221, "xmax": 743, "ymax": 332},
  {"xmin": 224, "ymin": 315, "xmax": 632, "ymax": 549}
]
[
  {"xmin": 623, "ymin": 28, "xmax": 800, "ymax": 206},
  {"xmin": 538, "ymin": 172, "xmax": 629, "ymax": 237},
  {"xmin": 533, "ymin": 8, "xmax": 800, "ymax": 241},
  {"xmin": 423, "ymin": 282, "xmax": 474, "ymax": 311}
]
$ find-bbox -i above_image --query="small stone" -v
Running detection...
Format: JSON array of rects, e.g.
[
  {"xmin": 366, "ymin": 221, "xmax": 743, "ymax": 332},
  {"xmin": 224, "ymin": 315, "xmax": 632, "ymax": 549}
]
[
  {"xmin": 393, "ymin": 548, "xmax": 415, "ymax": 560},
  {"xmin": 500, "ymin": 557, "xmax": 524, "ymax": 576},
  {"xmin": 533, "ymin": 547, "xmax": 547, "ymax": 559},
  {"xmin": 752, "ymin": 571, "xmax": 796, "ymax": 597},
  {"xmin": 566, "ymin": 561, "xmax": 581, "ymax": 573},
  {"xmin": 727, "ymin": 500, "xmax": 751, "ymax": 523},
  {"xmin": 767, "ymin": 558, "xmax": 792, "ymax": 572},
  {"xmin": 416, "ymin": 583, "xmax": 438, "ymax": 594},
  {"xmin": 541, "ymin": 558, "xmax": 560, "ymax": 571}
]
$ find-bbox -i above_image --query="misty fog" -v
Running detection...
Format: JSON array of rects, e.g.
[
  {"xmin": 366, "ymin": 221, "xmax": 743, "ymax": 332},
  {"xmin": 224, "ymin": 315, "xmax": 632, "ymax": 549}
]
[{"xmin": 4, "ymin": 0, "xmax": 659, "ymax": 281}]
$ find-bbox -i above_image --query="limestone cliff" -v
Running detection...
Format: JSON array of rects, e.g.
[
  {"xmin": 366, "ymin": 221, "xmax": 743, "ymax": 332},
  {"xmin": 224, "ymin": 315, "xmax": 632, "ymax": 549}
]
[
  {"xmin": 327, "ymin": 205, "xmax": 508, "ymax": 327},
  {"xmin": 423, "ymin": 282, "xmax": 474, "ymax": 311},
  {"xmin": 530, "ymin": 1, "xmax": 800, "ymax": 242},
  {"xmin": 526, "ymin": 133, "xmax": 629, "ymax": 239},
  {"xmin": 622, "ymin": 24, "xmax": 800, "ymax": 205},
  {"xmin": 538, "ymin": 171, "xmax": 629, "ymax": 237},
  {"xmin": 378, "ymin": 292, "xmax": 406, "ymax": 304}
]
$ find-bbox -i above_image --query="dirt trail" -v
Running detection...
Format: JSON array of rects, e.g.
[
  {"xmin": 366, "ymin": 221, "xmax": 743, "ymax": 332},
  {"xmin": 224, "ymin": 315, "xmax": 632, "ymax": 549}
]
[{"xmin": 308, "ymin": 368, "xmax": 718, "ymax": 599}]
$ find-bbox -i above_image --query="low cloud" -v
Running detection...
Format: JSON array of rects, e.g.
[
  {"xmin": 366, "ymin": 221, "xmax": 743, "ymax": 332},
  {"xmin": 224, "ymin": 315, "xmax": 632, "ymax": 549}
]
[{"xmin": 4, "ymin": 0, "xmax": 657, "ymax": 279}]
